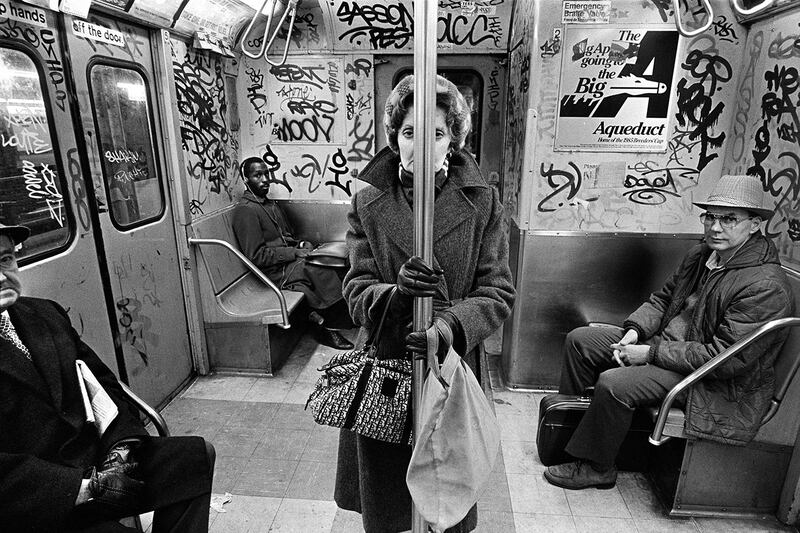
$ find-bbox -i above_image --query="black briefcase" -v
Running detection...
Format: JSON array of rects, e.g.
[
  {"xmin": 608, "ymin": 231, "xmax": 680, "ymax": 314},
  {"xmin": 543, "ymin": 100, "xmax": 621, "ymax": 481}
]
[{"xmin": 536, "ymin": 393, "xmax": 654, "ymax": 471}]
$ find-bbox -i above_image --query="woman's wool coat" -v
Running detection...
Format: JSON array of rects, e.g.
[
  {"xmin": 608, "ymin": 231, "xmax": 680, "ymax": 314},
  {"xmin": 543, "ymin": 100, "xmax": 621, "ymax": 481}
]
[{"xmin": 334, "ymin": 147, "xmax": 515, "ymax": 532}]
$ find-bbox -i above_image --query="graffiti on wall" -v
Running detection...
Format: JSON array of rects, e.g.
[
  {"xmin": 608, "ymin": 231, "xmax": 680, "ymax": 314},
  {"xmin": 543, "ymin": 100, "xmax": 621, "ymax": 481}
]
[
  {"xmin": 171, "ymin": 40, "xmax": 239, "ymax": 215},
  {"xmin": 333, "ymin": 0, "xmax": 507, "ymax": 51},
  {"xmin": 269, "ymin": 59, "xmax": 345, "ymax": 144},
  {"xmin": 239, "ymin": 54, "xmax": 374, "ymax": 199},
  {"xmin": 737, "ymin": 24, "xmax": 800, "ymax": 267},
  {"xmin": 113, "ymin": 252, "xmax": 161, "ymax": 365},
  {"xmin": 673, "ymin": 37, "xmax": 732, "ymax": 174}
]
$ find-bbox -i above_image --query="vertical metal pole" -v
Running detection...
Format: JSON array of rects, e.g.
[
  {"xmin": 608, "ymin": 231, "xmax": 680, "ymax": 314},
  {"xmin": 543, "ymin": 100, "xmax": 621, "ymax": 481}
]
[{"xmin": 412, "ymin": 1, "xmax": 437, "ymax": 532}]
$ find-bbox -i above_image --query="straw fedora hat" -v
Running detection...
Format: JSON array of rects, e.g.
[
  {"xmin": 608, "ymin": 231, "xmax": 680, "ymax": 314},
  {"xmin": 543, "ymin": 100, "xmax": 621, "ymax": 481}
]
[
  {"xmin": 0, "ymin": 223, "xmax": 30, "ymax": 245},
  {"xmin": 693, "ymin": 175, "xmax": 773, "ymax": 219}
]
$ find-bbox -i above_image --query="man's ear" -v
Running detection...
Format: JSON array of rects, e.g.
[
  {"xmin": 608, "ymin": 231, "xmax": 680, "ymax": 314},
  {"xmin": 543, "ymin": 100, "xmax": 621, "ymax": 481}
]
[{"xmin": 749, "ymin": 216, "xmax": 763, "ymax": 234}]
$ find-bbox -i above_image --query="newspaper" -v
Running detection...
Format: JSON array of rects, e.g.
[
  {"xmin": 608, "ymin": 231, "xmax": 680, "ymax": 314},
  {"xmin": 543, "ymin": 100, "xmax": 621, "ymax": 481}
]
[{"xmin": 75, "ymin": 360, "xmax": 119, "ymax": 436}]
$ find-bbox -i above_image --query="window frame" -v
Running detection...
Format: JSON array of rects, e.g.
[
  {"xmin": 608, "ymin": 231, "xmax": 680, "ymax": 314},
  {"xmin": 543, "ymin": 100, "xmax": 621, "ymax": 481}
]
[
  {"xmin": 0, "ymin": 41, "xmax": 76, "ymax": 267},
  {"xmin": 86, "ymin": 57, "xmax": 166, "ymax": 232}
]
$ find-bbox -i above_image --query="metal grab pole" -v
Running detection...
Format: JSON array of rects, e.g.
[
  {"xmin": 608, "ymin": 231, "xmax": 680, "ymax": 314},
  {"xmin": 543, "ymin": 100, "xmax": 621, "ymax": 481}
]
[{"xmin": 411, "ymin": 1, "xmax": 437, "ymax": 532}]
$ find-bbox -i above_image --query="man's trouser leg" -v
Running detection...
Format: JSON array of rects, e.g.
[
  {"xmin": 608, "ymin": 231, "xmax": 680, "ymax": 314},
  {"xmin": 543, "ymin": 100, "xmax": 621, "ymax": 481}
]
[
  {"xmin": 565, "ymin": 365, "xmax": 684, "ymax": 467},
  {"xmin": 151, "ymin": 442, "xmax": 216, "ymax": 533},
  {"xmin": 559, "ymin": 326, "xmax": 623, "ymax": 395}
]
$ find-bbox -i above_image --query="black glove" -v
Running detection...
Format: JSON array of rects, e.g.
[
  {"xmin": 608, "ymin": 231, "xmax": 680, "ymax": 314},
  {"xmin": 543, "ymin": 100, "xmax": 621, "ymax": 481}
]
[
  {"xmin": 83, "ymin": 466, "xmax": 145, "ymax": 518},
  {"xmin": 101, "ymin": 442, "xmax": 139, "ymax": 476},
  {"xmin": 396, "ymin": 256, "xmax": 443, "ymax": 298},
  {"xmin": 405, "ymin": 316, "xmax": 454, "ymax": 361}
]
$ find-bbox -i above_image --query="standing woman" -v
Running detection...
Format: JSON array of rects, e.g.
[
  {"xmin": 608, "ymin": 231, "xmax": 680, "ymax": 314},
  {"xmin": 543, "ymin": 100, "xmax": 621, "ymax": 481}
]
[{"xmin": 334, "ymin": 75, "xmax": 516, "ymax": 532}]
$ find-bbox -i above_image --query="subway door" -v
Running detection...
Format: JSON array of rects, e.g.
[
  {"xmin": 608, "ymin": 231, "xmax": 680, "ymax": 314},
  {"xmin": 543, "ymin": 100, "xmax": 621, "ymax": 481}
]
[
  {"xmin": 1, "ymin": 4, "xmax": 117, "ymax": 372},
  {"xmin": 62, "ymin": 14, "xmax": 192, "ymax": 406},
  {"xmin": 374, "ymin": 55, "xmax": 507, "ymax": 194}
]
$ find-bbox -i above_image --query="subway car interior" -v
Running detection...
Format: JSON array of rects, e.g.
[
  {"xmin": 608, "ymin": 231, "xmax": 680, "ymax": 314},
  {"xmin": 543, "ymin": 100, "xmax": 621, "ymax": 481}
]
[{"xmin": 3, "ymin": 0, "xmax": 800, "ymax": 530}]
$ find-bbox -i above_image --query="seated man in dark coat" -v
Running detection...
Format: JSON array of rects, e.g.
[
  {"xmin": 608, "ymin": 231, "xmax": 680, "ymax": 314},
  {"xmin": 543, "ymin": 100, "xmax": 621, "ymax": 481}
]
[
  {"xmin": 544, "ymin": 175, "xmax": 795, "ymax": 490},
  {"xmin": 0, "ymin": 222, "xmax": 215, "ymax": 532},
  {"xmin": 232, "ymin": 156, "xmax": 354, "ymax": 349}
]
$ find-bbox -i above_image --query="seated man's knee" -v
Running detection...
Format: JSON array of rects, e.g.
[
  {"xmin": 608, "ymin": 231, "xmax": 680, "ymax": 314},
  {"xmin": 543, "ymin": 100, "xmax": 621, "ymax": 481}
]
[
  {"xmin": 204, "ymin": 441, "xmax": 216, "ymax": 476},
  {"xmin": 595, "ymin": 369, "xmax": 636, "ymax": 408},
  {"xmin": 565, "ymin": 326, "xmax": 592, "ymax": 353}
]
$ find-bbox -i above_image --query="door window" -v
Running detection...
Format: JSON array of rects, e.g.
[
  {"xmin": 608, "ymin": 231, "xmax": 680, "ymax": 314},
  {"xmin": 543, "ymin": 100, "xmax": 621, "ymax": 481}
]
[
  {"xmin": 0, "ymin": 47, "xmax": 72, "ymax": 261},
  {"xmin": 89, "ymin": 64, "xmax": 164, "ymax": 229}
]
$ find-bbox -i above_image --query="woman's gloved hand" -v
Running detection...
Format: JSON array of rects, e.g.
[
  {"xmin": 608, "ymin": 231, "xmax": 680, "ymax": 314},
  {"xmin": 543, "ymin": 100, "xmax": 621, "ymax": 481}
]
[
  {"xmin": 396, "ymin": 256, "xmax": 443, "ymax": 298},
  {"xmin": 405, "ymin": 316, "xmax": 454, "ymax": 361}
]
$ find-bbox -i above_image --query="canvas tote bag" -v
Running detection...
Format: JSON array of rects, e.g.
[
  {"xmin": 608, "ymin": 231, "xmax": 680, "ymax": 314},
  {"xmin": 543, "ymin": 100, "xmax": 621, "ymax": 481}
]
[{"xmin": 406, "ymin": 326, "xmax": 501, "ymax": 531}]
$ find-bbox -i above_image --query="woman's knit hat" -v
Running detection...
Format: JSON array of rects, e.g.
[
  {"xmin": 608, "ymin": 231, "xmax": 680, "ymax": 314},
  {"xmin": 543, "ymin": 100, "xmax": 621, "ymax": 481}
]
[{"xmin": 383, "ymin": 74, "xmax": 472, "ymax": 152}]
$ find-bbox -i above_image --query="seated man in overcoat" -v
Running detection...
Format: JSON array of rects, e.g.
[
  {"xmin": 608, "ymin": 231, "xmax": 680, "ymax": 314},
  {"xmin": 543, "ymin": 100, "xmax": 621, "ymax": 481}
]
[
  {"xmin": 0, "ymin": 222, "xmax": 215, "ymax": 532},
  {"xmin": 544, "ymin": 175, "xmax": 795, "ymax": 490},
  {"xmin": 232, "ymin": 156, "xmax": 354, "ymax": 349}
]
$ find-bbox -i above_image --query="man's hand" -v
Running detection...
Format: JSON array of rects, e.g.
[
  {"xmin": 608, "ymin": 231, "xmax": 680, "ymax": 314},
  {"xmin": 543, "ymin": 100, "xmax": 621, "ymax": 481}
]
[
  {"xmin": 610, "ymin": 343, "xmax": 650, "ymax": 367},
  {"xmin": 610, "ymin": 329, "xmax": 640, "ymax": 366},
  {"xmin": 77, "ymin": 466, "xmax": 145, "ymax": 516},
  {"xmin": 618, "ymin": 328, "xmax": 638, "ymax": 346}
]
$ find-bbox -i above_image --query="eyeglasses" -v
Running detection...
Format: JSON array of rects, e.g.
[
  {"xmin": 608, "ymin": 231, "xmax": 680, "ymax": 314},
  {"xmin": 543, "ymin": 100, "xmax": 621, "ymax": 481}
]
[{"xmin": 699, "ymin": 212, "xmax": 751, "ymax": 229}]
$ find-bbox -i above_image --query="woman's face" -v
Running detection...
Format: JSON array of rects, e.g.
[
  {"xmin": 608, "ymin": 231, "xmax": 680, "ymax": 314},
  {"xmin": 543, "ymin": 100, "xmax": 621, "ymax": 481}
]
[{"xmin": 397, "ymin": 105, "xmax": 451, "ymax": 174}]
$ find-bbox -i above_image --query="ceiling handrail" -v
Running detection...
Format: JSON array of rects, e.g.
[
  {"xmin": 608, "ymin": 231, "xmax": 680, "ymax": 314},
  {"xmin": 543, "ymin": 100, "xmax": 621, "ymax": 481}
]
[
  {"xmin": 264, "ymin": 0, "xmax": 298, "ymax": 67},
  {"xmin": 672, "ymin": 0, "xmax": 713, "ymax": 37},
  {"xmin": 730, "ymin": 0, "xmax": 775, "ymax": 16},
  {"xmin": 240, "ymin": 0, "xmax": 299, "ymax": 66}
]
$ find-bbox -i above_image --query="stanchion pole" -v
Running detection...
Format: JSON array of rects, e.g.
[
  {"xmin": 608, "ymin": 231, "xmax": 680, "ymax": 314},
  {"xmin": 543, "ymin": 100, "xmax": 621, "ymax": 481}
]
[{"xmin": 411, "ymin": 1, "xmax": 437, "ymax": 532}]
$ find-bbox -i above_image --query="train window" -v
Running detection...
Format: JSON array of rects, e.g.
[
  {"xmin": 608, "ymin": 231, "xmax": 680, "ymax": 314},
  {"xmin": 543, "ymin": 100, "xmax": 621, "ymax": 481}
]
[
  {"xmin": 89, "ymin": 64, "xmax": 164, "ymax": 229},
  {"xmin": 0, "ymin": 47, "xmax": 72, "ymax": 262},
  {"xmin": 394, "ymin": 69, "xmax": 483, "ymax": 162}
]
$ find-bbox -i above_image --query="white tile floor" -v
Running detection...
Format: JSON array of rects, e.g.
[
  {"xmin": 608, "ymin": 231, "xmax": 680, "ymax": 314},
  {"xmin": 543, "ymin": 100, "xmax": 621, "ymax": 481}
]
[{"xmin": 139, "ymin": 331, "xmax": 798, "ymax": 533}]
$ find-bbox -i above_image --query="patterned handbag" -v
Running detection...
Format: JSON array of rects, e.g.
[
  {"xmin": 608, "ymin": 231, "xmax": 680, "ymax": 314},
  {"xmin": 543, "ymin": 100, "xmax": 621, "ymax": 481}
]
[{"xmin": 305, "ymin": 287, "xmax": 413, "ymax": 445}]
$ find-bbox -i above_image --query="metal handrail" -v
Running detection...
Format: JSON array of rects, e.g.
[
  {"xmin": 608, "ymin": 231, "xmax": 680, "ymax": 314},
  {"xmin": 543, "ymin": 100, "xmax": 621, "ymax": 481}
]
[
  {"xmin": 730, "ymin": 0, "xmax": 774, "ymax": 16},
  {"xmin": 240, "ymin": 0, "xmax": 299, "ymax": 66},
  {"xmin": 187, "ymin": 237, "xmax": 291, "ymax": 329},
  {"xmin": 649, "ymin": 317, "xmax": 800, "ymax": 445},
  {"xmin": 120, "ymin": 381, "xmax": 170, "ymax": 437},
  {"xmin": 672, "ymin": 0, "xmax": 713, "ymax": 37}
]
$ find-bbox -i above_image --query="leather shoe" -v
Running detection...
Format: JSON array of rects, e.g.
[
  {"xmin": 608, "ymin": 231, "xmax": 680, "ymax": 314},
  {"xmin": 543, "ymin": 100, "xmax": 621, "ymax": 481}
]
[
  {"xmin": 543, "ymin": 460, "xmax": 617, "ymax": 490},
  {"xmin": 317, "ymin": 327, "xmax": 354, "ymax": 350}
]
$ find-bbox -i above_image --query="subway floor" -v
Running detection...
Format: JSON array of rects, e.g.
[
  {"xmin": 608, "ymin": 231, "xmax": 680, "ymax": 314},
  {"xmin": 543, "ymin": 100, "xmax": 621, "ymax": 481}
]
[{"xmin": 139, "ymin": 332, "xmax": 797, "ymax": 533}]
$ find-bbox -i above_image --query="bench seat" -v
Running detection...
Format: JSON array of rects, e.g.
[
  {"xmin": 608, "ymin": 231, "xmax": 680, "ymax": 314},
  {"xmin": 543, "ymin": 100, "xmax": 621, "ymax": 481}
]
[
  {"xmin": 188, "ymin": 206, "xmax": 307, "ymax": 374},
  {"xmin": 214, "ymin": 275, "xmax": 305, "ymax": 325}
]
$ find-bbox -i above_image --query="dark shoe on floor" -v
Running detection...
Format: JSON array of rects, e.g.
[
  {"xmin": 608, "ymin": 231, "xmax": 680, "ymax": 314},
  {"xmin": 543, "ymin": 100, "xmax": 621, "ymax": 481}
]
[
  {"xmin": 317, "ymin": 327, "xmax": 354, "ymax": 350},
  {"xmin": 543, "ymin": 460, "xmax": 617, "ymax": 490}
]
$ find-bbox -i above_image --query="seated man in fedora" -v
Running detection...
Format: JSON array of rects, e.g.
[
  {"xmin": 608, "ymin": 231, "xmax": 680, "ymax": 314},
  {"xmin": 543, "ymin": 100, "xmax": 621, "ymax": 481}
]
[
  {"xmin": 544, "ymin": 175, "xmax": 795, "ymax": 490},
  {"xmin": 0, "ymin": 222, "xmax": 215, "ymax": 532}
]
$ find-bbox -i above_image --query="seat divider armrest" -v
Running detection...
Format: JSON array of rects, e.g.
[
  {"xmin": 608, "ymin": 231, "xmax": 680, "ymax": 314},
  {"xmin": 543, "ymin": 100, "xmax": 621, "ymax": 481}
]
[
  {"xmin": 119, "ymin": 381, "xmax": 170, "ymax": 437},
  {"xmin": 649, "ymin": 317, "xmax": 800, "ymax": 446},
  {"xmin": 188, "ymin": 237, "xmax": 292, "ymax": 329}
]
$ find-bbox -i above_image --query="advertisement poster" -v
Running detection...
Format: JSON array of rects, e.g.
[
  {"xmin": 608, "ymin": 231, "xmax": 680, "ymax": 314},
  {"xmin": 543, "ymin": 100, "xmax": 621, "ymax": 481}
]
[{"xmin": 555, "ymin": 26, "xmax": 680, "ymax": 152}]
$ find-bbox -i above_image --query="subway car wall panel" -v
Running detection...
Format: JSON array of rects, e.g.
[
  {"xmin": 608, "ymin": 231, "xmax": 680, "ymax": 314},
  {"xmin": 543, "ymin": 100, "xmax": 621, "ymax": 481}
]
[{"xmin": 1, "ymin": 0, "xmax": 800, "ymax": 530}]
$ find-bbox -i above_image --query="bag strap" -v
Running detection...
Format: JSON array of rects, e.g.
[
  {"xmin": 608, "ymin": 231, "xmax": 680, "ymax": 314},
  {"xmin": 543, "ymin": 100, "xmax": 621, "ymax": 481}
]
[
  {"xmin": 365, "ymin": 286, "xmax": 398, "ymax": 347},
  {"xmin": 425, "ymin": 324, "xmax": 449, "ymax": 389}
]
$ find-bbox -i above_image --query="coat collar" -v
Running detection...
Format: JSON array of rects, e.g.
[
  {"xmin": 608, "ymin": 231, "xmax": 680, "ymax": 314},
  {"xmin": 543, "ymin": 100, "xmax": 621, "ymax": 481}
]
[
  {"xmin": 356, "ymin": 147, "xmax": 489, "ymax": 275},
  {"xmin": 240, "ymin": 189, "xmax": 271, "ymax": 205},
  {"xmin": 358, "ymin": 146, "xmax": 488, "ymax": 192},
  {"xmin": 701, "ymin": 232, "xmax": 780, "ymax": 270},
  {"xmin": 2, "ymin": 299, "xmax": 63, "ymax": 406}
]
